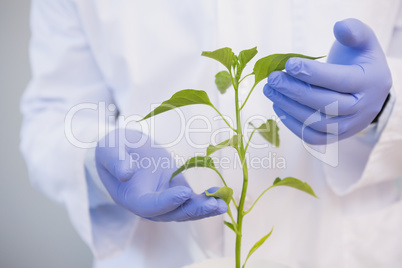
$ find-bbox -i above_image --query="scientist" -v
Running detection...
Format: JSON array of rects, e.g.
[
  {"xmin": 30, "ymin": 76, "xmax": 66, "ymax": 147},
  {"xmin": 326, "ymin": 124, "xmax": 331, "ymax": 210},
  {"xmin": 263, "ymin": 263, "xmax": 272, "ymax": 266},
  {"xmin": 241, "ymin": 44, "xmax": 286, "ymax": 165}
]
[{"xmin": 21, "ymin": 0, "xmax": 402, "ymax": 267}]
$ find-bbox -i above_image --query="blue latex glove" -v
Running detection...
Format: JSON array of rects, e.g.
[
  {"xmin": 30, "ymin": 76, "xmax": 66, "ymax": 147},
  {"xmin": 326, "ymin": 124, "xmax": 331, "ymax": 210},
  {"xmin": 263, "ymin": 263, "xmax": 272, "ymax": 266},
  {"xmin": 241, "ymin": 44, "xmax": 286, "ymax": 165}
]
[
  {"xmin": 95, "ymin": 128, "xmax": 227, "ymax": 221},
  {"xmin": 263, "ymin": 18, "xmax": 392, "ymax": 145}
]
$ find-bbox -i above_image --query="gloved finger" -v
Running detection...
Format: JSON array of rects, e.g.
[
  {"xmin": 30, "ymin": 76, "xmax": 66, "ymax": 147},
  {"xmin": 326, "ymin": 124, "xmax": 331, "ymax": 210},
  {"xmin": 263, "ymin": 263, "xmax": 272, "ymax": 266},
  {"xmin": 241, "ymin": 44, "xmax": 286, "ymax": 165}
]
[
  {"xmin": 273, "ymin": 105, "xmax": 339, "ymax": 145},
  {"xmin": 285, "ymin": 58, "xmax": 365, "ymax": 94},
  {"xmin": 124, "ymin": 185, "xmax": 193, "ymax": 218},
  {"xmin": 96, "ymin": 130, "xmax": 137, "ymax": 182},
  {"xmin": 149, "ymin": 204, "xmax": 227, "ymax": 222},
  {"xmin": 97, "ymin": 148, "xmax": 135, "ymax": 182},
  {"xmin": 95, "ymin": 164, "xmax": 121, "ymax": 197},
  {"xmin": 333, "ymin": 18, "xmax": 379, "ymax": 50},
  {"xmin": 265, "ymin": 87, "xmax": 353, "ymax": 135},
  {"xmin": 266, "ymin": 71, "xmax": 359, "ymax": 115},
  {"xmin": 176, "ymin": 198, "xmax": 228, "ymax": 222},
  {"xmin": 173, "ymin": 186, "xmax": 228, "ymax": 221},
  {"xmin": 147, "ymin": 193, "xmax": 227, "ymax": 222},
  {"xmin": 205, "ymin": 186, "xmax": 221, "ymax": 194}
]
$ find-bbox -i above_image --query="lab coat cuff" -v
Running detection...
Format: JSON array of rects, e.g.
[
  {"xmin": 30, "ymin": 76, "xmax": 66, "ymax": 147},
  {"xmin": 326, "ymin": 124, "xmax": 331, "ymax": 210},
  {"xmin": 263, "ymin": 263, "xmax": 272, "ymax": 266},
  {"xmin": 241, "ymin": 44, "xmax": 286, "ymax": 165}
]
[
  {"xmin": 374, "ymin": 87, "xmax": 396, "ymax": 137},
  {"xmin": 352, "ymin": 87, "xmax": 396, "ymax": 144},
  {"xmin": 323, "ymin": 92, "xmax": 395, "ymax": 196},
  {"xmin": 324, "ymin": 57, "xmax": 401, "ymax": 196}
]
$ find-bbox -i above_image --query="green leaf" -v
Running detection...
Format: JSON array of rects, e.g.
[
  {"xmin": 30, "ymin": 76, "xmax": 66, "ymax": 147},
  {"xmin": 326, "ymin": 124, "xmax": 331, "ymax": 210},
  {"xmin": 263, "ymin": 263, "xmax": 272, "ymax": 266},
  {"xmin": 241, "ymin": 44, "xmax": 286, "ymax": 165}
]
[
  {"xmin": 243, "ymin": 227, "xmax": 274, "ymax": 267},
  {"xmin": 232, "ymin": 54, "xmax": 239, "ymax": 69},
  {"xmin": 224, "ymin": 221, "xmax": 236, "ymax": 233},
  {"xmin": 272, "ymin": 177, "xmax": 317, "ymax": 198},
  {"xmin": 238, "ymin": 47, "xmax": 258, "ymax": 70},
  {"xmin": 202, "ymin": 47, "xmax": 234, "ymax": 71},
  {"xmin": 273, "ymin": 177, "xmax": 281, "ymax": 185},
  {"xmin": 170, "ymin": 156, "xmax": 216, "ymax": 181},
  {"xmin": 139, "ymin": 89, "xmax": 214, "ymax": 121},
  {"xmin": 236, "ymin": 47, "xmax": 258, "ymax": 81},
  {"xmin": 215, "ymin": 71, "xmax": 232, "ymax": 94},
  {"xmin": 205, "ymin": 186, "xmax": 233, "ymax": 205},
  {"xmin": 253, "ymin": 53, "xmax": 324, "ymax": 85},
  {"xmin": 250, "ymin": 119, "xmax": 280, "ymax": 147},
  {"xmin": 206, "ymin": 135, "xmax": 240, "ymax": 156}
]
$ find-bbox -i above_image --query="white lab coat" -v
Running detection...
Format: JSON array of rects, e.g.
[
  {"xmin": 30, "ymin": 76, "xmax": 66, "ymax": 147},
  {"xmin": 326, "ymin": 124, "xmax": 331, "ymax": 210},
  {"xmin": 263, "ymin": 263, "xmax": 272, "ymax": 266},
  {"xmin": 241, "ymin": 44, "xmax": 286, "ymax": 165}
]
[{"xmin": 21, "ymin": 0, "xmax": 402, "ymax": 267}]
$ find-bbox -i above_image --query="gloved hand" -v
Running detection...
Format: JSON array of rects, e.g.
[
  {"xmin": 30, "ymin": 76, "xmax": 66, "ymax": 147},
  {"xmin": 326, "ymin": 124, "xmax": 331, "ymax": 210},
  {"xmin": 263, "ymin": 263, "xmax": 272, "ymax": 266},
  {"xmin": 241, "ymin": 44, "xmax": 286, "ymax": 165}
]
[
  {"xmin": 95, "ymin": 128, "xmax": 227, "ymax": 221},
  {"xmin": 263, "ymin": 18, "xmax": 392, "ymax": 145}
]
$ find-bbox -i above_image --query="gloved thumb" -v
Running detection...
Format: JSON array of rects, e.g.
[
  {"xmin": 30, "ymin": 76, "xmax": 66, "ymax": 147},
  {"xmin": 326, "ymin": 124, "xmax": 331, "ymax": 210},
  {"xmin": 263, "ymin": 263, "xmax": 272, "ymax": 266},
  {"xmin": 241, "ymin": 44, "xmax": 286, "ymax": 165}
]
[{"xmin": 333, "ymin": 18, "xmax": 378, "ymax": 50}]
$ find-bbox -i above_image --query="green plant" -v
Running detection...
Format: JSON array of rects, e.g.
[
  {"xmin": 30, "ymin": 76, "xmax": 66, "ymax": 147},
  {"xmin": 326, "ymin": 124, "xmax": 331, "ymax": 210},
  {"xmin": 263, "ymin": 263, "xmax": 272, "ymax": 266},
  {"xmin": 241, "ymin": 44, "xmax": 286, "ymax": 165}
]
[{"xmin": 140, "ymin": 47, "xmax": 320, "ymax": 268}]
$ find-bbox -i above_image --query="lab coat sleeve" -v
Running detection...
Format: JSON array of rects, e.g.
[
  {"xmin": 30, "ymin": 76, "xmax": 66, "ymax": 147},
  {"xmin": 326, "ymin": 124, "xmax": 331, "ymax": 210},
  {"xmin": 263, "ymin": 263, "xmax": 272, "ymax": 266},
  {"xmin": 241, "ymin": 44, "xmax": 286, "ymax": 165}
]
[
  {"xmin": 358, "ymin": 58, "xmax": 402, "ymax": 187},
  {"xmin": 323, "ymin": 57, "xmax": 402, "ymax": 195},
  {"xmin": 322, "ymin": 1, "xmax": 402, "ymax": 195},
  {"xmin": 20, "ymin": 0, "xmax": 136, "ymax": 259}
]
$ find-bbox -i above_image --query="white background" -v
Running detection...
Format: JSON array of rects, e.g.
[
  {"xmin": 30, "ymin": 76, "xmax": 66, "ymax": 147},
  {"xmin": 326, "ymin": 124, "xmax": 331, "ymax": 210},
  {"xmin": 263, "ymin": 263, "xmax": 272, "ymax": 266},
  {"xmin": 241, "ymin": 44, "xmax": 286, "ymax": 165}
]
[{"xmin": 0, "ymin": 1, "xmax": 92, "ymax": 267}]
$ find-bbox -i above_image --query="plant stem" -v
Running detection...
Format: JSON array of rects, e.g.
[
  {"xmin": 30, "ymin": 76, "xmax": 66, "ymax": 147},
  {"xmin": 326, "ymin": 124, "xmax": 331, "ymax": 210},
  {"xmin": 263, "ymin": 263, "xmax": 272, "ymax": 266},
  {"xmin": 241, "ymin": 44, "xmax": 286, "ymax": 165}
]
[
  {"xmin": 226, "ymin": 206, "xmax": 240, "ymax": 235},
  {"xmin": 238, "ymin": 73, "xmax": 253, "ymax": 85},
  {"xmin": 212, "ymin": 167, "xmax": 228, "ymax": 187},
  {"xmin": 213, "ymin": 107, "xmax": 237, "ymax": 132},
  {"xmin": 213, "ymin": 166, "xmax": 238, "ymax": 208},
  {"xmin": 240, "ymin": 83, "xmax": 257, "ymax": 111},
  {"xmin": 244, "ymin": 129, "xmax": 256, "ymax": 153},
  {"xmin": 233, "ymin": 77, "xmax": 249, "ymax": 268},
  {"xmin": 244, "ymin": 185, "xmax": 273, "ymax": 215}
]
